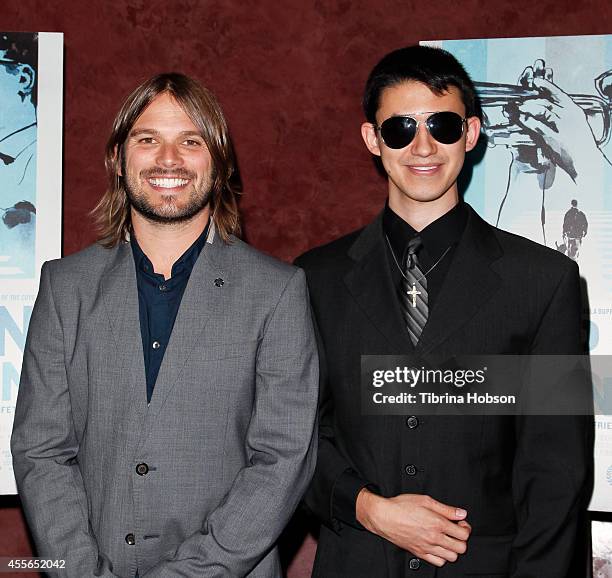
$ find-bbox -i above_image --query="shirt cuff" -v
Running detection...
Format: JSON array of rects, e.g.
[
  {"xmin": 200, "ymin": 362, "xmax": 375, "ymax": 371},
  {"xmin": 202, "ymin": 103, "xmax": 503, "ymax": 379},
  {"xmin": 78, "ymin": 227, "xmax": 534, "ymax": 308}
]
[{"xmin": 331, "ymin": 468, "xmax": 376, "ymax": 531}]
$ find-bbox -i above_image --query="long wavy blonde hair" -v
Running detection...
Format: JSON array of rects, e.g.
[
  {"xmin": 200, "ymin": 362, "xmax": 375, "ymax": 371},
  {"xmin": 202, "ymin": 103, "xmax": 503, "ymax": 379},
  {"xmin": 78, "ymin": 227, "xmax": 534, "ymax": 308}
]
[{"xmin": 91, "ymin": 73, "xmax": 241, "ymax": 247}]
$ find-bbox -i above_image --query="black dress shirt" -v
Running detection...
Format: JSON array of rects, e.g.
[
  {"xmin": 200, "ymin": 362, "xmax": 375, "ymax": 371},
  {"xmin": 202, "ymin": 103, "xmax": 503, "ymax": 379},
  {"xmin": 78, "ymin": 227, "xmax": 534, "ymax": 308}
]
[
  {"xmin": 131, "ymin": 220, "xmax": 210, "ymax": 403},
  {"xmin": 383, "ymin": 201, "xmax": 467, "ymax": 312}
]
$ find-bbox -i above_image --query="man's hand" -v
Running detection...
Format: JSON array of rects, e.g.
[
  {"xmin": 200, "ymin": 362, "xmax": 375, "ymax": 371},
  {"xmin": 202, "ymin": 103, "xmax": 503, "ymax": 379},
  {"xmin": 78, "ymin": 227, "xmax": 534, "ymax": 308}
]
[{"xmin": 356, "ymin": 488, "xmax": 471, "ymax": 568}]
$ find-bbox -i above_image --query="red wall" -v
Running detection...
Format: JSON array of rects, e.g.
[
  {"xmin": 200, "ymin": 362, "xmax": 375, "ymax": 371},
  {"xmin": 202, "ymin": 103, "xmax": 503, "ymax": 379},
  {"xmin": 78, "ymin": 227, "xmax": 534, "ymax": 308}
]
[{"xmin": 1, "ymin": 0, "xmax": 609, "ymax": 575}]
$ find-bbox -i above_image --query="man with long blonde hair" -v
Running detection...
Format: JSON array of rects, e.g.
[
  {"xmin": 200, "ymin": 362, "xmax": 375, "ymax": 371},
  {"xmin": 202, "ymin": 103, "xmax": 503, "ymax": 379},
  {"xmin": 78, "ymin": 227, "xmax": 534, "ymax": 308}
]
[{"xmin": 12, "ymin": 73, "xmax": 318, "ymax": 578}]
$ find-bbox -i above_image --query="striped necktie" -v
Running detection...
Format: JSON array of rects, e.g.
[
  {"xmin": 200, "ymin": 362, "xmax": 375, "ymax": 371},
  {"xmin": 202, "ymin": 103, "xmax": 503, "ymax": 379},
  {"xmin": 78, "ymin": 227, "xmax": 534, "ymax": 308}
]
[{"xmin": 400, "ymin": 236, "xmax": 428, "ymax": 346}]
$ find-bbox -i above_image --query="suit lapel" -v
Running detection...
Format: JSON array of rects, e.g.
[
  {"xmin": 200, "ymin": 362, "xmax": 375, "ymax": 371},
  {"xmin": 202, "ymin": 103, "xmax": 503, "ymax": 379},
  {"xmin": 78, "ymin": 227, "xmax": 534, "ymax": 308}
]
[
  {"xmin": 344, "ymin": 212, "xmax": 414, "ymax": 353},
  {"xmin": 145, "ymin": 228, "xmax": 231, "ymax": 418},
  {"xmin": 417, "ymin": 205, "xmax": 503, "ymax": 354},
  {"xmin": 100, "ymin": 228, "xmax": 233, "ymax": 448},
  {"xmin": 100, "ymin": 243, "xmax": 148, "ymax": 438}
]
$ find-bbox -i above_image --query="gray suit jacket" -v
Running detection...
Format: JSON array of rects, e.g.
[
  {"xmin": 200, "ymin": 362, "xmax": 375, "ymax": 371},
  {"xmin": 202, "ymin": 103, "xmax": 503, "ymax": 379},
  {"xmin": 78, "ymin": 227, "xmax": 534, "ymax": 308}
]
[{"xmin": 11, "ymin": 226, "xmax": 319, "ymax": 577}]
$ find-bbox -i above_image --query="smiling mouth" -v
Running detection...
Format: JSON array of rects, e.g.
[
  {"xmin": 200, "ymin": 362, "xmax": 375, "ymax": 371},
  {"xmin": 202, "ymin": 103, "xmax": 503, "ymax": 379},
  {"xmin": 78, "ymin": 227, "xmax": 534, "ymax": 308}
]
[
  {"xmin": 407, "ymin": 165, "xmax": 441, "ymax": 175},
  {"xmin": 147, "ymin": 177, "xmax": 190, "ymax": 189}
]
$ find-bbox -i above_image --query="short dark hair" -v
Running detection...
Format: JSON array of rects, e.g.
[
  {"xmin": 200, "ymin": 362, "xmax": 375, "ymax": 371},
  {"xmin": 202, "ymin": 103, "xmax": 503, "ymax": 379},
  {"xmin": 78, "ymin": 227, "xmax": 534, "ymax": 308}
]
[
  {"xmin": 363, "ymin": 45, "xmax": 481, "ymax": 123},
  {"xmin": 0, "ymin": 32, "xmax": 38, "ymax": 106}
]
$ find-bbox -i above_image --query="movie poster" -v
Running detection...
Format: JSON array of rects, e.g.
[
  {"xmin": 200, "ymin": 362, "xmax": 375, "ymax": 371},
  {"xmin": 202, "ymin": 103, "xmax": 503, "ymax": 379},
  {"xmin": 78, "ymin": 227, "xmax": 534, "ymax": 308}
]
[
  {"xmin": 594, "ymin": 521, "xmax": 612, "ymax": 578},
  {"xmin": 0, "ymin": 32, "xmax": 63, "ymax": 493},
  {"xmin": 422, "ymin": 35, "xmax": 612, "ymax": 512}
]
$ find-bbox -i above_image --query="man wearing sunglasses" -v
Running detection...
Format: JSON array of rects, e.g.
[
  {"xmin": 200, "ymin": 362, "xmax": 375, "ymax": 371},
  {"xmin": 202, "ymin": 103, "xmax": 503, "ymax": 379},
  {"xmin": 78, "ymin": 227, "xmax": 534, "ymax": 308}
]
[{"xmin": 296, "ymin": 45, "xmax": 590, "ymax": 577}]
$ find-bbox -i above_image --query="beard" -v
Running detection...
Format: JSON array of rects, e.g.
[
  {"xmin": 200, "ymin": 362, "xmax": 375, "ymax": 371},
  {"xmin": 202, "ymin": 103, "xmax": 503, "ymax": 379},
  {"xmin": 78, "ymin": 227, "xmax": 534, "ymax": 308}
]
[{"xmin": 124, "ymin": 165, "xmax": 214, "ymax": 225}]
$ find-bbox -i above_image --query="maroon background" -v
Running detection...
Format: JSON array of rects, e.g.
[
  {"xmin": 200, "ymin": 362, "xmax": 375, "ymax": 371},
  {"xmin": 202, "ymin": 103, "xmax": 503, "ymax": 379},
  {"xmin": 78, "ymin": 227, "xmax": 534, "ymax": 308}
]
[{"xmin": 1, "ymin": 0, "xmax": 610, "ymax": 576}]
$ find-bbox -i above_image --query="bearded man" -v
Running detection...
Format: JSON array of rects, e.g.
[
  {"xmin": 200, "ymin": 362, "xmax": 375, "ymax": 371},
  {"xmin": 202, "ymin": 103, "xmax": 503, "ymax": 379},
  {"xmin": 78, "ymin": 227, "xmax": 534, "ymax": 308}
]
[{"xmin": 11, "ymin": 73, "xmax": 319, "ymax": 578}]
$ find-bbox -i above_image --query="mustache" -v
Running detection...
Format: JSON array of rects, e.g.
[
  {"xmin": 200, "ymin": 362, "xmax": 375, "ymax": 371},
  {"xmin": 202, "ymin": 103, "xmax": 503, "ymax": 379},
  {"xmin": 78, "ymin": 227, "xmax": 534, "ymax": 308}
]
[{"xmin": 140, "ymin": 167, "xmax": 196, "ymax": 179}]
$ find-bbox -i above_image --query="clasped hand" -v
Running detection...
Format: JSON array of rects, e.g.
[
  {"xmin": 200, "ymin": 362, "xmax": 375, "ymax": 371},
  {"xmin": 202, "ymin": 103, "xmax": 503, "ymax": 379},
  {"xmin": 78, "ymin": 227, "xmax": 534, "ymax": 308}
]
[{"xmin": 356, "ymin": 489, "xmax": 471, "ymax": 568}]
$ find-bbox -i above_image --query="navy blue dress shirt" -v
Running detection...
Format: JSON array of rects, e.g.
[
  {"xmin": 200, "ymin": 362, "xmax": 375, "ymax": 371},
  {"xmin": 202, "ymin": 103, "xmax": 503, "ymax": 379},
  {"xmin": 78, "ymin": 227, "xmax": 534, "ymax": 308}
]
[{"xmin": 131, "ymin": 220, "xmax": 210, "ymax": 403}]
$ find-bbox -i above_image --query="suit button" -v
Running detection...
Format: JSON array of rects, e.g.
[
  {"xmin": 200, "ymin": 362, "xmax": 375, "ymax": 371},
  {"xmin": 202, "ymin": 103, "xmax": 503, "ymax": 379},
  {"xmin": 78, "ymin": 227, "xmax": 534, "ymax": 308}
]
[
  {"xmin": 136, "ymin": 463, "xmax": 149, "ymax": 476},
  {"xmin": 409, "ymin": 557, "xmax": 421, "ymax": 570},
  {"xmin": 125, "ymin": 533, "xmax": 135, "ymax": 545},
  {"xmin": 406, "ymin": 416, "xmax": 419, "ymax": 429},
  {"xmin": 405, "ymin": 464, "xmax": 417, "ymax": 476}
]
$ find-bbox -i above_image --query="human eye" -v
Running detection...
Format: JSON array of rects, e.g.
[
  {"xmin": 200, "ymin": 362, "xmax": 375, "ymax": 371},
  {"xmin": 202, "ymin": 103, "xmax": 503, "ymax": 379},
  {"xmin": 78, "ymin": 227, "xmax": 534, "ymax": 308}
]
[
  {"xmin": 182, "ymin": 138, "xmax": 203, "ymax": 147},
  {"xmin": 134, "ymin": 135, "xmax": 157, "ymax": 145}
]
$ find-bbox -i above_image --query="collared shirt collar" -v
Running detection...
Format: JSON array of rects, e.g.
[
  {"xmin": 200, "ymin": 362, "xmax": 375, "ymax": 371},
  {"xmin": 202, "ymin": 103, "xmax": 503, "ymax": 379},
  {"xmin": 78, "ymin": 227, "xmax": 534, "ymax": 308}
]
[
  {"xmin": 130, "ymin": 216, "xmax": 211, "ymax": 280},
  {"xmin": 383, "ymin": 200, "xmax": 467, "ymax": 262}
]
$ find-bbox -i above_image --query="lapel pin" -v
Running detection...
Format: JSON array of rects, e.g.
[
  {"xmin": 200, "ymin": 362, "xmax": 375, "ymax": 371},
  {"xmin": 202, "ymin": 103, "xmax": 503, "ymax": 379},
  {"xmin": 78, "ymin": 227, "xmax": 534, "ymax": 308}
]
[{"xmin": 214, "ymin": 278, "xmax": 224, "ymax": 287}]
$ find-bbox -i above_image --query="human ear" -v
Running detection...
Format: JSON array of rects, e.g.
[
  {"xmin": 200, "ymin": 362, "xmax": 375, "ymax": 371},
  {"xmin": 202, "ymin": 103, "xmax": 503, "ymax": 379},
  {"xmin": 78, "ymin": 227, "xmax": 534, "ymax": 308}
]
[
  {"xmin": 114, "ymin": 146, "xmax": 123, "ymax": 177},
  {"xmin": 464, "ymin": 117, "xmax": 481, "ymax": 152},
  {"xmin": 361, "ymin": 122, "xmax": 381, "ymax": 156}
]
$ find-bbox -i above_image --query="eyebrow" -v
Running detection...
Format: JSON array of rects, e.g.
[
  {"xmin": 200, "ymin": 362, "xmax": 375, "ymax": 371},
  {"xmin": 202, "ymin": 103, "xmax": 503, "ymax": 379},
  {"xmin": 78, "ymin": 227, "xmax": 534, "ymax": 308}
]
[
  {"xmin": 128, "ymin": 128, "xmax": 204, "ymax": 138},
  {"xmin": 390, "ymin": 110, "xmax": 448, "ymax": 117}
]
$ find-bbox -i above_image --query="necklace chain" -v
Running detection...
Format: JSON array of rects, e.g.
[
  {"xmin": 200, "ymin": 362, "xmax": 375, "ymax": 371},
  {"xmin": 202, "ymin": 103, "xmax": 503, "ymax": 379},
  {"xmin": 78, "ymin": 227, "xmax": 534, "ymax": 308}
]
[{"xmin": 384, "ymin": 234, "xmax": 452, "ymax": 285}]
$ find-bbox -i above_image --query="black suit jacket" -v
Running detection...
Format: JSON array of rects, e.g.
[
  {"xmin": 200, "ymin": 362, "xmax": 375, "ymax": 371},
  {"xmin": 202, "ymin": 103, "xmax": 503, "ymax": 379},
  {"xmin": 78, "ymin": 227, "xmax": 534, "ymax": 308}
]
[{"xmin": 296, "ymin": 204, "xmax": 592, "ymax": 578}]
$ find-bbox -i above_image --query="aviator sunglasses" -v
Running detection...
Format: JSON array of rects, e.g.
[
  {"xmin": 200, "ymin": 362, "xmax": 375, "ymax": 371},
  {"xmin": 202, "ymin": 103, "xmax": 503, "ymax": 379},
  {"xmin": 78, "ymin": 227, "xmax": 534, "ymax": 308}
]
[{"xmin": 376, "ymin": 111, "xmax": 467, "ymax": 149}]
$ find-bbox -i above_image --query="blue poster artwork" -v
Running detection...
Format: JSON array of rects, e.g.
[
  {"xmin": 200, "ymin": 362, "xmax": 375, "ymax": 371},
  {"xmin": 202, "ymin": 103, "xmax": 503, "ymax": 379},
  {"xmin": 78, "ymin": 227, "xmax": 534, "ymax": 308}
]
[
  {"xmin": 427, "ymin": 35, "xmax": 612, "ymax": 353},
  {"xmin": 0, "ymin": 32, "xmax": 37, "ymax": 279},
  {"xmin": 426, "ymin": 35, "xmax": 612, "ymax": 513}
]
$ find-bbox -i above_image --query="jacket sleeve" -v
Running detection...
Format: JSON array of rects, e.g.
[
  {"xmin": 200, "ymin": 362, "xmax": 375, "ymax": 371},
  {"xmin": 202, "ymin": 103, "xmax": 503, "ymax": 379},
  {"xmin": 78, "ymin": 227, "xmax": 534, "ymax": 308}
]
[
  {"xmin": 511, "ymin": 259, "xmax": 592, "ymax": 578},
  {"xmin": 294, "ymin": 255, "xmax": 375, "ymax": 533},
  {"xmin": 11, "ymin": 262, "xmax": 117, "ymax": 577},
  {"xmin": 144, "ymin": 267, "xmax": 319, "ymax": 578},
  {"xmin": 304, "ymin": 316, "xmax": 374, "ymax": 532}
]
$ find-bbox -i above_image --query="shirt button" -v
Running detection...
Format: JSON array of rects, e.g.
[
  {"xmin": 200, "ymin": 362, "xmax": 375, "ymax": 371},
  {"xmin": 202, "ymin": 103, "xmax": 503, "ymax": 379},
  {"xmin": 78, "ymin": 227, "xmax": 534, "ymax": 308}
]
[
  {"xmin": 158, "ymin": 284, "xmax": 168, "ymax": 292},
  {"xmin": 136, "ymin": 463, "xmax": 149, "ymax": 476},
  {"xmin": 409, "ymin": 557, "xmax": 421, "ymax": 570},
  {"xmin": 152, "ymin": 341, "xmax": 161, "ymax": 350},
  {"xmin": 406, "ymin": 416, "xmax": 419, "ymax": 429},
  {"xmin": 125, "ymin": 533, "xmax": 135, "ymax": 545},
  {"xmin": 405, "ymin": 464, "xmax": 417, "ymax": 476}
]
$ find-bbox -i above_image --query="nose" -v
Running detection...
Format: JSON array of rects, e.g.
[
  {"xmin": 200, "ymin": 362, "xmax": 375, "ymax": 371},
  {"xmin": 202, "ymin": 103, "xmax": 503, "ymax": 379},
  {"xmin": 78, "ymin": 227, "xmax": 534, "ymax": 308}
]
[
  {"xmin": 410, "ymin": 121, "xmax": 437, "ymax": 157},
  {"xmin": 156, "ymin": 142, "xmax": 183, "ymax": 168}
]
